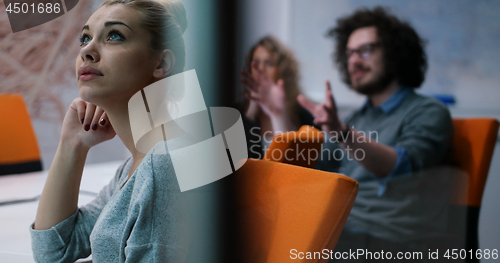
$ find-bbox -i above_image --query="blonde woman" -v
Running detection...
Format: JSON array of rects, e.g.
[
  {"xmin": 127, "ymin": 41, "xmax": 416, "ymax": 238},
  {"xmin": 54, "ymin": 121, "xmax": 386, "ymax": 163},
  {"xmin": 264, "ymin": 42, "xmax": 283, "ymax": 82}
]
[
  {"xmin": 240, "ymin": 36, "xmax": 314, "ymax": 158},
  {"xmin": 30, "ymin": 0, "xmax": 189, "ymax": 262}
]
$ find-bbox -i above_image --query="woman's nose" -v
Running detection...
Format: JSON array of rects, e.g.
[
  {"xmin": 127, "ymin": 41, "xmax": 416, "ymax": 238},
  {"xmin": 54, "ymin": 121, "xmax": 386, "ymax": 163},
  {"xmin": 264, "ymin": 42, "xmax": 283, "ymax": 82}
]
[
  {"xmin": 79, "ymin": 42, "xmax": 100, "ymax": 63},
  {"xmin": 256, "ymin": 62, "xmax": 265, "ymax": 71}
]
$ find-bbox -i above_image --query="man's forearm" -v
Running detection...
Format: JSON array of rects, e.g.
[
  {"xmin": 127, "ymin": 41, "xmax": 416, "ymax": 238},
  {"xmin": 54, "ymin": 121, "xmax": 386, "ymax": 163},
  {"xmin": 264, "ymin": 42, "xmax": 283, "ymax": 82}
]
[{"xmin": 340, "ymin": 127, "xmax": 398, "ymax": 178}]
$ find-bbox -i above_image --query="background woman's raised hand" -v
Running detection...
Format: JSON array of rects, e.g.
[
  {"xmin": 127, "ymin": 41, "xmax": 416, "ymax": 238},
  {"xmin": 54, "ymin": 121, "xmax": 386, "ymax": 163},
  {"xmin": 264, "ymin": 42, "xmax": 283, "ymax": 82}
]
[
  {"xmin": 240, "ymin": 61, "xmax": 287, "ymax": 119},
  {"xmin": 60, "ymin": 98, "xmax": 116, "ymax": 149}
]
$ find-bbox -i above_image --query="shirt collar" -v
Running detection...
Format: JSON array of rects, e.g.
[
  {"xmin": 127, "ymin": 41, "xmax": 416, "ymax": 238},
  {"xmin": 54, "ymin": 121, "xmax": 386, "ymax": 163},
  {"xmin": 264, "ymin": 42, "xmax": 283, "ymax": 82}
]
[{"xmin": 361, "ymin": 87, "xmax": 413, "ymax": 115}]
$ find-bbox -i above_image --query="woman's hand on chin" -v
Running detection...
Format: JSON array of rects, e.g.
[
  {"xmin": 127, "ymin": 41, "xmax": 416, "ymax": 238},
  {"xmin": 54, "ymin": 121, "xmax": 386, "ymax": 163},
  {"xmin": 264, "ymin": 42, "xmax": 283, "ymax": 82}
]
[{"xmin": 60, "ymin": 98, "xmax": 116, "ymax": 150}]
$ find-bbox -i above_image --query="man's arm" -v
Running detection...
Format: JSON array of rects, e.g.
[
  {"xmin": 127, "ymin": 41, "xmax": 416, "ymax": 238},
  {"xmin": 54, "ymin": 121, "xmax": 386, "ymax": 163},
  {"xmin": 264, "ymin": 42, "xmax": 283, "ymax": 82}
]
[
  {"xmin": 298, "ymin": 81, "xmax": 398, "ymax": 177},
  {"xmin": 298, "ymin": 82, "xmax": 452, "ymax": 178},
  {"xmin": 340, "ymin": 126, "xmax": 398, "ymax": 177}
]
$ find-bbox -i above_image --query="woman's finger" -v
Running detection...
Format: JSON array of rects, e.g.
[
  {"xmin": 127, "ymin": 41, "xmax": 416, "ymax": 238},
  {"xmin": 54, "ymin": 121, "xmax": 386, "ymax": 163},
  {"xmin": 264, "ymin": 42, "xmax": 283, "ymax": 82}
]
[
  {"xmin": 99, "ymin": 112, "xmax": 107, "ymax": 126},
  {"xmin": 75, "ymin": 99, "xmax": 86, "ymax": 125},
  {"xmin": 91, "ymin": 106, "xmax": 105, "ymax": 130},
  {"xmin": 240, "ymin": 70, "xmax": 253, "ymax": 79},
  {"xmin": 243, "ymin": 85, "xmax": 261, "ymax": 99},
  {"xmin": 244, "ymin": 93, "xmax": 261, "ymax": 102},
  {"xmin": 100, "ymin": 111, "xmax": 115, "ymax": 136},
  {"xmin": 83, "ymin": 103, "xmax": 96, "ymax": 131},
  {"xmin": 241, "ymin": 78, "xmax": 258, "ymax": 92},
  {"xmin": 243, "ymin": 86, "xmax": 257, "ymax": 96},
  {"xmin": 240, "ymin": 71, "xmax": 259, "ymax": 87}
]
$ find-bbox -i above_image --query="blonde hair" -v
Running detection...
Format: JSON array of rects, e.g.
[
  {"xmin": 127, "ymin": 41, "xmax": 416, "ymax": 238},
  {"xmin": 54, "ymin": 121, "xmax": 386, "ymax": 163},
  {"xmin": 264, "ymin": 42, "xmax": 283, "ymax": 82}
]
[
  {"xmin": 244, "ymin": 36, "xmax": 301, "ymax": 126},
  {"xmin": 101, "ymin": 0, "xmax": 188, "ymax": 75}
]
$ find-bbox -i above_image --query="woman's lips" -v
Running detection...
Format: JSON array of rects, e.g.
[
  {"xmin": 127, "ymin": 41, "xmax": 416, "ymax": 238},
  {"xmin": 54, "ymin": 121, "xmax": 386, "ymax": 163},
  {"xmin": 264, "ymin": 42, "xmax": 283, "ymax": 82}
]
[
  {"xmin": 79, "ymin": 73, "xmax": 101, "ymax": 81},
  {"xmin": 78, "ymin": 66, "xmax": 103, "ymax": 81}
]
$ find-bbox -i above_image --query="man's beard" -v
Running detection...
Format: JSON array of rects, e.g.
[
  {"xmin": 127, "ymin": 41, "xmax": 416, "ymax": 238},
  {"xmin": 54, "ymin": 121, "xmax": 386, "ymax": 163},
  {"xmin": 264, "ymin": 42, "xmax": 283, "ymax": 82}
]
[{"xmin": 350, "ymin": 67, "xmax": 395, "ymax": 96}]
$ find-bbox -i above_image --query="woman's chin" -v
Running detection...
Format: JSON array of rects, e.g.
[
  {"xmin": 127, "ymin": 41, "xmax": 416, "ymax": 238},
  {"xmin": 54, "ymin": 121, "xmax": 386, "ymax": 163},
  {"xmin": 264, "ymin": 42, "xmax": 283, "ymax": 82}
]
[
  {"xmin": 78, "ymin": 85, "xmax": 100, "ymax": 104},
  {"xmin": 78, "ymin": 86, "xmax": 128, "ymax": 109}
]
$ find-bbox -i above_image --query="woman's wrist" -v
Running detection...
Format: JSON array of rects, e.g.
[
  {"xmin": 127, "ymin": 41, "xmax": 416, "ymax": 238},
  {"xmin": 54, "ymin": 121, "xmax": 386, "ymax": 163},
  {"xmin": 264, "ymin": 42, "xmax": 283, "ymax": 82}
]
[
  {"xmin": 59, "ymin": 137, "xmax": 91, "ymax": 154},
  {"xmin": 245, "ymin": 101, "xmax": 260, "ymax": 121},
  {"xmin": 245, "ymin": 109, "xmax": 258, "ymax": 122}
]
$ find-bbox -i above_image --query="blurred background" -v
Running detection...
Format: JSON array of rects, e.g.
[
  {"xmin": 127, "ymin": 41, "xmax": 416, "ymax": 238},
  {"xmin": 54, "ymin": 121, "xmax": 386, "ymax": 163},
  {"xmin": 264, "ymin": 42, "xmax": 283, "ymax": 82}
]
[
  {"xmin": 1, "ymin": 0, "xmax": 499, "ymax": 261},
  {"xmin": 235, "ymin": 1, "xmax": 500, "ymax": 261}
]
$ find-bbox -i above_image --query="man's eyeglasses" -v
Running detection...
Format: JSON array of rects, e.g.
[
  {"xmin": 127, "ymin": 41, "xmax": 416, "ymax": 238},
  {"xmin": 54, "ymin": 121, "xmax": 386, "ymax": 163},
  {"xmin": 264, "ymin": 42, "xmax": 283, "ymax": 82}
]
[{"xmin": 345, "ymin": 42, "xmax": 381, "ymax": 60}]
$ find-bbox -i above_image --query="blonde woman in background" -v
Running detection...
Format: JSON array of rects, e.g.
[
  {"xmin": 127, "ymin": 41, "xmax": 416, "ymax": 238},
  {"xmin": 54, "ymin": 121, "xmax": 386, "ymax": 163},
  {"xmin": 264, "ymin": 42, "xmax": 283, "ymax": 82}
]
[
  {"xmin": 30, "ymin": 0, "xmax": 190, "ymax": 262},
  {"xmin": 240, "ymin": 36, "xmax": 314, "ymax": 158}
]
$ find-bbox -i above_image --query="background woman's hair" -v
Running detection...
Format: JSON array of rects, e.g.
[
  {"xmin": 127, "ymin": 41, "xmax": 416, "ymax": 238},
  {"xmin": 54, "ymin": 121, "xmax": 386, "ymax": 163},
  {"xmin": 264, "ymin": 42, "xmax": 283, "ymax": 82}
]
[
  {"xmin": 243, "ymin": 35, "xmax": 301, "ymax": 127},
  {"xmin": 102, "ymin": 0, "xmax": 188, "ymax": 75},
  {"xmin": 327, "ymin": 6, "xmax": 427, "ymax": 88}
]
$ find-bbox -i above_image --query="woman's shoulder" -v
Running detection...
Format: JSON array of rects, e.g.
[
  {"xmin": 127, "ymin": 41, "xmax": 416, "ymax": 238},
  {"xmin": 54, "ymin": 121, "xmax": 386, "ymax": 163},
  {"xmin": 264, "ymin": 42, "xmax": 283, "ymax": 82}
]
[
  {"xmin": 134, "ymin": 139, "xmax": 186, "ymax": 193},
  {"xmin": 123, "ymin": 141, "xmax": 190, "ymax": 256}
]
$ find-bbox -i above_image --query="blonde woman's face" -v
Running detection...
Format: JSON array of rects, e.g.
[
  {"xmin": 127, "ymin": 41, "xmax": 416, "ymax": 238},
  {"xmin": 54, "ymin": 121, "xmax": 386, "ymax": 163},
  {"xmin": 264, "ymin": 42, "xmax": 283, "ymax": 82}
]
[
  {"xmin": 76, "ymin": 4, "xmax": 161, "ymax": 106},
  {"xmin": 251, "ymin": 46, "xmax": 278, "ymax": 83}
]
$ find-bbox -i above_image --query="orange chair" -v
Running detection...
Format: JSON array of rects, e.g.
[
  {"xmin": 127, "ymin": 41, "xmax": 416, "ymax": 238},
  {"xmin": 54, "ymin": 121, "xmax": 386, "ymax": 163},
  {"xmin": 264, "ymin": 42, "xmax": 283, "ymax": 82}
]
[
  {"xmin": 450, "ymin": 118, "xmax": 499, "ymax": 258},
  {"xmin": 264, "ymin": 125, "xmax": 324, "ymax": 168},
  {"xmin": 0, "ymin": 93, "xmax": 42, "ymax": 175},
  {"xmin": 233, "ymin": 159, "xmax": 358, "ymax": 262}
]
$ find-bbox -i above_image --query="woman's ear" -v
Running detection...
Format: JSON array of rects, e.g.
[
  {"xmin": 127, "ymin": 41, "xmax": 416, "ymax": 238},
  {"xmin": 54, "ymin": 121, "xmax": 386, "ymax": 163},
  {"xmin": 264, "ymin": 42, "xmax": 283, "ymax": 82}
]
[{"xmin": 153, "ymin": 50, "xmax": 176, "ymax": 79}]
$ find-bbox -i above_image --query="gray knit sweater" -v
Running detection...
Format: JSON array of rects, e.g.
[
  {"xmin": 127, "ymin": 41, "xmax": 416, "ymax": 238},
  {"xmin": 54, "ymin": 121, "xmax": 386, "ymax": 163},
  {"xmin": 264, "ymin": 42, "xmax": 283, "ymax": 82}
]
[{"xmin": 30, "ymin": 141, "xmax": 189, "ymax": 262}]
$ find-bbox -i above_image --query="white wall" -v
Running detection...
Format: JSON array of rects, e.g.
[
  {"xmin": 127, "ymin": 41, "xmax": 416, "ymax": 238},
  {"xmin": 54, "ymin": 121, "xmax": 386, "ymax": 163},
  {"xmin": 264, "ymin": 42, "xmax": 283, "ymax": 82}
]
[{"xmin": 239, "ymin": 0, "xmax": 292, "ymax": 49}]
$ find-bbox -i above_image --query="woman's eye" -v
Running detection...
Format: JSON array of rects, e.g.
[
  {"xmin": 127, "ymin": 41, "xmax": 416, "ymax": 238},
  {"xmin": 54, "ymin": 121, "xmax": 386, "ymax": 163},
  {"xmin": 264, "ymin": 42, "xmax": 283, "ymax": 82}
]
[
  {"xmin": 79, "ymin": 35, "xmax": 91, "ymax": 46},
  {"xmin": 264, "ymin": 60, "xmax": 274, "ymax": 67},
  {"xmin": 108, "ymin": 31, "xmax": 124, "ymax": 41}
]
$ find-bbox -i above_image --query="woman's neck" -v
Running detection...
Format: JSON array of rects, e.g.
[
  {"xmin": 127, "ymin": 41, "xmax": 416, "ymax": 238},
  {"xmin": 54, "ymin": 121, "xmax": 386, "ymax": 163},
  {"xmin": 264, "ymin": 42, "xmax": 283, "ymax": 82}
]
[{"xmin": 103, "ymin": 101, "xmax": 145, "ymax": 176}]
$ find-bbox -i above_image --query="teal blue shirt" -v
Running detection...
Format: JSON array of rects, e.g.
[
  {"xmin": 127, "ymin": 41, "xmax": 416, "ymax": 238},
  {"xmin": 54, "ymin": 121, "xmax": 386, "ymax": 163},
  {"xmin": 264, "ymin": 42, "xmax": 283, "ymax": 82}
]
[
  {"xmin": 359, "ymin": 87, "xmax": 414, "ymax": 196},
  {"xmin": 30, "ymin": 141, "xmax": 190, "ymax": 262},
  {"xmin": 340, "ymin": 88, "xmax": 454, "ymax": 241}
]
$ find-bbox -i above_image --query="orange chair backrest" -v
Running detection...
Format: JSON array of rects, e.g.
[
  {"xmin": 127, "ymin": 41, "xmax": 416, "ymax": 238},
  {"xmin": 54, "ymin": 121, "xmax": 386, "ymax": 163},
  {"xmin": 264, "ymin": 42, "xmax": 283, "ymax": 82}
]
[
  {"xmin": 234, "ymin": 159, "xmax": 358, "ymax": 262},
  {"xmin": 264, "ymin": 125, "xmax": 324, "ymax": 168},
  {"xmin": 451, "ymin": 118, "xmax": 499, "ymax": 207},
  {"xmin": 0, "ymin": 94, "xmax": 41, "ymax": 165}
]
